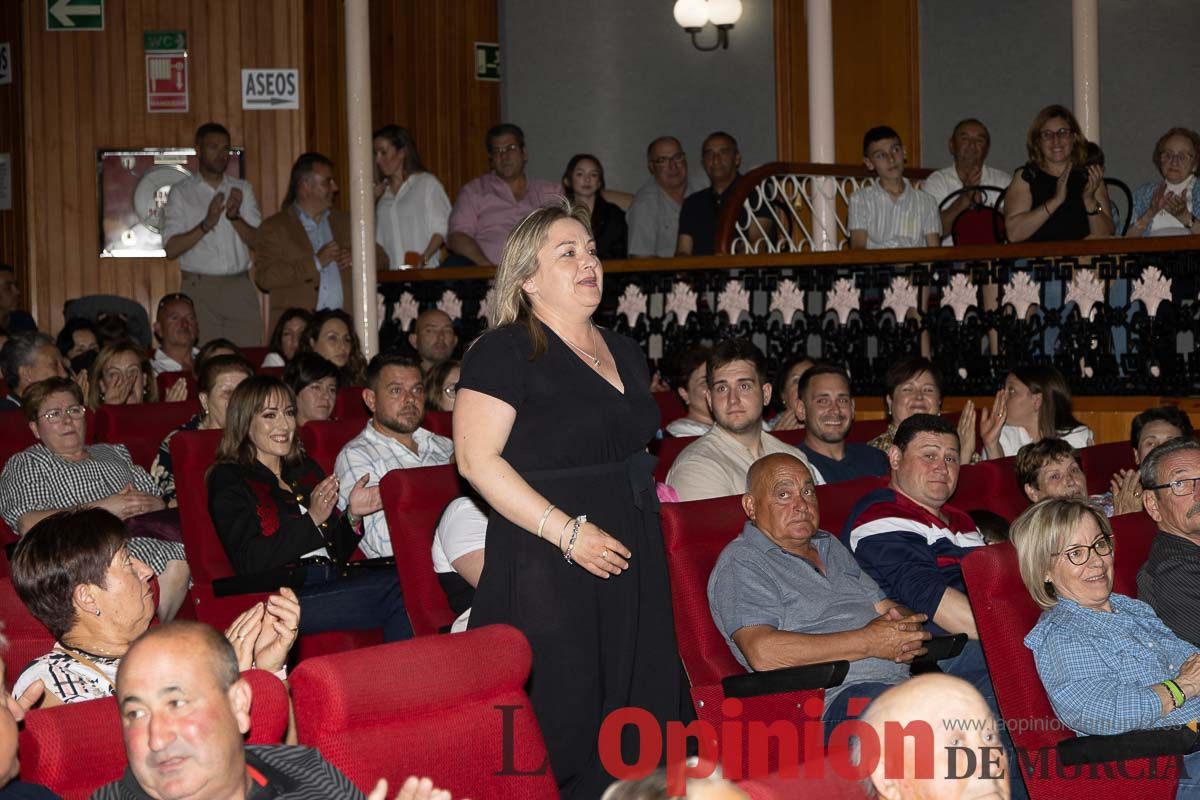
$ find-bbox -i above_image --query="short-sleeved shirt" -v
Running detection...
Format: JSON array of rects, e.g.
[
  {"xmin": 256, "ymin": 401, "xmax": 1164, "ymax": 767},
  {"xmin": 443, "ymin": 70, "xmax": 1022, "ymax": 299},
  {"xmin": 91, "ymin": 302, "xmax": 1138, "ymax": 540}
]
[
  {"xmin": 626, "ymin": 178, "xmax": 691, "ymax": 257},
  {"xmin": 432, "ymin": 496, "xmax": 488, "ymax": 574},
  {"xmin": 921, "ymin": 164, "xmax": 1013, "ymax": 245},
  {"xmin": 161, "ymin": 174, "xmax": 261, "ymax": 275},
  {"xmin": 1138, "ymin": 531, "xmax": 1200, "ymax": 648},
  {"xmin": 799, "ymin": 442, "xmax": 890, "ymax": 484},
  {"xmin": 13, "ymin": 644, "xmax": 119, "ymax": 705},
  {"xmin": 151, "ymin": 347, "xmax": 199, "ymax": 376},
  {"xmin": 847, "ymin": 179, "xmax": 941, "ymax": 249},
  {"xmin": 665, "ymin": 425, "xmax": 824, "ymax": 501},
  {"xmin": 334, "ymin": 422, "xmax": 454, "ymax": 558},
  {"xmin": 843, "ymin": 488, "xmax": 984, "ymax": 625},
  {"xmin": 708, "ymin": 523, "xmax": 910, "ymax": 708},
  {"xmin": 677, "ymin": 177, "xmax": 744, "ymax": 256},
  {"xmin": 997, "ymin": 423, "xmax": 1094, "ymax": 458},
  {"xmin": 447, "ymin": 174, "xmax": 560, "ymax": 264}
]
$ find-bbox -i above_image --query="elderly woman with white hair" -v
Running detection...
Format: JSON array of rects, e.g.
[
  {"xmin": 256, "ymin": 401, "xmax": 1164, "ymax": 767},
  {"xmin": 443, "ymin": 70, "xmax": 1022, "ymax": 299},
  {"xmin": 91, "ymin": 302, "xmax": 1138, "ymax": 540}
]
[
  {"xmin": 1013, "ymin": 497, "xmax": 1200, "ymax": 797},
  {"xmin": 453, "ymin": 201, "xmax": 690, "ymax": 798}
]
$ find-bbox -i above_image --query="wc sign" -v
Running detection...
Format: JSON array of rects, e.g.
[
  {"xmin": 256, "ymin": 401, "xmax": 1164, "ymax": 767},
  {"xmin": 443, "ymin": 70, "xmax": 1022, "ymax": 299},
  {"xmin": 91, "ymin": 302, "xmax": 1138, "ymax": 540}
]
[
  {"xmin": 242, "ymin": 69, "xmax": 300, "ymax": 110},
  {"xmin": 145, "ymin": 30, "xmax": 187, "ymax": 113}
]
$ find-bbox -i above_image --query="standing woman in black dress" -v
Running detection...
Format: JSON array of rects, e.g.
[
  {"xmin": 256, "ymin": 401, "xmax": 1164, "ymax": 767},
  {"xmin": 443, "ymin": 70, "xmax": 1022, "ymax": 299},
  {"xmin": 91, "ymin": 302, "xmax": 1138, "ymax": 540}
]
[
  {"xmin": 1004, "ymin": 104, "xmax": 1115, "ymax": 242},
  {"xmin": 454, "ymin": 201, "xmax": 689, "ymax": 798}
]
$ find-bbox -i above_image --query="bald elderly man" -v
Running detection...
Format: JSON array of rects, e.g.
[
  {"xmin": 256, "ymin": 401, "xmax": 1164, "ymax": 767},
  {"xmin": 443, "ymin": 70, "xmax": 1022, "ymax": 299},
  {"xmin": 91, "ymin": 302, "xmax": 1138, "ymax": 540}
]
[
  {"xmin": 858, "ymin": 674, "xmax": 1011, "ymax": 799},
  {"xmin": 707, "ymin": 453, "xmax": 931, "ymax": 737},
  {"xmin": 93, "ymin": 621, "xmax": 451, "ymax": 800}
]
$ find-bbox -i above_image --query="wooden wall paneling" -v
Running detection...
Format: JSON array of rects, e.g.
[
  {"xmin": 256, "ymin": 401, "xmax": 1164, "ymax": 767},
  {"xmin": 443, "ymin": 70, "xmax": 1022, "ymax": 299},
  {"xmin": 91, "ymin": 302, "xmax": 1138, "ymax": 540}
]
[
  {"xmin": 773, "ymin": 0, "xmax": 922, "ymax": 166},
  {"xmin": 0, "ymin": 2, "xmax": 28, "ymax": 297}
]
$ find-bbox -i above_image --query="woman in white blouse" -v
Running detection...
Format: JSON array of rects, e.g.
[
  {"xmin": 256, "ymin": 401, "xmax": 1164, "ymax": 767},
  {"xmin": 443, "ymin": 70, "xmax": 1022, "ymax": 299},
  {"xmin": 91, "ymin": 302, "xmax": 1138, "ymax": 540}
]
[
  {"xmin": 981, "ymin": 364, "xmax": 1094, "ymax": 459},
  {"xmin": 373, "ymin": 125, "xmax": 452, "ymax": 269}
]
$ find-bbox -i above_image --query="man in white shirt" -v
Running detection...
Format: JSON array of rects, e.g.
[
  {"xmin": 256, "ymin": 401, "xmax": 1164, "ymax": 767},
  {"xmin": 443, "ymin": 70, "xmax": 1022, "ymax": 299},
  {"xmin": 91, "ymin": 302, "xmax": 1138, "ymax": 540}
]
[
  {"xmin": 335, "ymin": 353, "xmax": 454, "ymax": 558},
  {"xmin": 149, "ymin": 293, "xmax": 200, "ymax": 375},
  {"xmin": 666, "ymin": 338, "xmax": 822, "ymax": 501},
  {"xmin": 162, "ymin": 123, "xmax": 263, "ymax": 346},
  {"xmin": 627, "ymin": 136, "xmax": 693, "ymax": 258},
  {"xmin": 921, "ymin": 119, "xmax": 1012, "ymax": 245}
]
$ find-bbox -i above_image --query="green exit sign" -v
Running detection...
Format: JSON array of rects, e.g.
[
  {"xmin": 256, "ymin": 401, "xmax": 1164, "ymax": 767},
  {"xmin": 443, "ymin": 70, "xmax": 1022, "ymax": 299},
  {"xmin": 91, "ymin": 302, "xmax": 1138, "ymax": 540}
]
[
  {"xmin": 46, "ymin": 0, "xmax": 103, "ymax": 30},
  {"xmin": 145, "ymin": 30, "xmax": 186, "ymax": 53},
  {"xmin": 475, "ymin": 42, "xmax": 499, "ymax": 82}
]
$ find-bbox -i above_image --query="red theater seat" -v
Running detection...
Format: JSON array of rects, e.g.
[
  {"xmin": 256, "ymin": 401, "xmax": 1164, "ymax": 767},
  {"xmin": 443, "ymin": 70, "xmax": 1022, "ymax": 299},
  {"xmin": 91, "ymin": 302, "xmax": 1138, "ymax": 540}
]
[
  {"xmin": 380, "ymin": 465, "xmax": 463, "ymax": 636},
  {"xmin": 291, "ymin": 626, "xmax": 557, "ymax": 799},
  {"xmin": 18, "ymin": 669, "xmax": 289, "ymax": 800},
  {"xmin": 0, "ymin": 577, "xmax": 55, "ymax": 680},
  {"xmin": 963, "ymin": 544, "xmax": 1181, "ymax": 800},
  {"xmin": 94, "ymin": 401, "xmax": 201, "ymax": 470},
  {"xmin": 299, "ymin": 417, "xmax": 367, "ymax": 475},
  {"xmin": 661, "ymin": 496, "xmax": 843, "ymax": 776},
  {"xmin": 653, "ymin": 435, "xmax": 697, "ymax": 484},
  {"xmin": 258, "ymin": 366, "xmax": 284, "ymax": 378},
  {"xmin": 170, "ymin": 429, "xmax": 380, "ymax": 659},
  {"xmin": 952, "ymin": 456, "xmax": 1029, "ymax": 521},
  {"xmin": 1080, "ymin": 441, "xmax": 1136, "ymax": 494},
  {"xmin": 423, "ymin": 409, "xmax": 452, "ymax": 437},
  {"xmin": 333, "ymin": 386, "xmax": 369, "ymax": 418},
  {"xmin": 155, "ymin": 370, "xmax": 197, "ymax": 402},
  {"xmin": 1109, "ymin": 511, "xmax": 1158, "ymax": 598},
  {"xmin": 653, "ymin": 390, "xmax": 686, "ymax": 428},
  {"xmin": 814, "ymin": 475, "xmax": 889, "ymax": 539},
  {"xmin": 241, "ymin": 346, "xmax": 271, "ymax": 366}
]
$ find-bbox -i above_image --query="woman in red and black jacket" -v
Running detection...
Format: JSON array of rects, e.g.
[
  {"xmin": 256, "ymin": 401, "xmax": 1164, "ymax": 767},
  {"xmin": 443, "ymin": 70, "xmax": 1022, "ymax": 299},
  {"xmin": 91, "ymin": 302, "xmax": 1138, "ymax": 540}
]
[{"xmin": 206, "ymin": 375, "xmax": 412, "ymax": 641}]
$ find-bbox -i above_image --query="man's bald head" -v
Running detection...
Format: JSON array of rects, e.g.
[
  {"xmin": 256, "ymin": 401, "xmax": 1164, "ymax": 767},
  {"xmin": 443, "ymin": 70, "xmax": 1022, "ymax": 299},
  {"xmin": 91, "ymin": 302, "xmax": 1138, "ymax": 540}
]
[
  {"xmin": 860, "ymin": 674, "xmax": 1009, "ymax": 800},
  {"xmin": 746, "ymin": 452, "xmax": 811, "ymax": 494},
  {"xmin": 743, "ymin": 454, "xmax": 820, "ymax": 554},
  {"xmin": 409, "ymin": 309, "xmax": 457, "ymax": 368},
  {"xmin": 121, "ymin": 620, "xmax": 240, "ymax": 692}
]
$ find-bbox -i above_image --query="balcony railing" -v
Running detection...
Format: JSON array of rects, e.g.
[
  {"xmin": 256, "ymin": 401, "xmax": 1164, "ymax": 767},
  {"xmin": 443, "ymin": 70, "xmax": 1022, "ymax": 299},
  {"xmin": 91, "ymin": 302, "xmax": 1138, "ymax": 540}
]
[{"xmin": 377, "ymin": 235, "xmax": 1200, "ymax": 398}]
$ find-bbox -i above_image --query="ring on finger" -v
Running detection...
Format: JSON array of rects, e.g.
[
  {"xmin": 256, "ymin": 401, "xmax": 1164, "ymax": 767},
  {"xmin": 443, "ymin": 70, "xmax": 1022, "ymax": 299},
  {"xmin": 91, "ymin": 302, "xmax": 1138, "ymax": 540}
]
[{"xmin": 601, "ymin": 548, "xmax": 608, "ymax": 560}]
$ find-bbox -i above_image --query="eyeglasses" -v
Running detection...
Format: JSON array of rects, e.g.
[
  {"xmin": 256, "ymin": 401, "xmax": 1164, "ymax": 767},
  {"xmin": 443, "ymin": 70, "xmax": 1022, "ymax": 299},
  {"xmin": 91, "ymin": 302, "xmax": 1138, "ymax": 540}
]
[
  {"xmin": 650, "ymin": 153, "xmax": 687, "ymax": 167},
  {"xmin": 1160, "ymin": 151, "xmax": 1197, "ymax": 165},
  {"xmin": 41, "ymin": 405, "xmax": 86, "ymax": 423},
  {"xmin": 443, "ymin": 382, "xmax": 458, "ymax": 398},
  {"xmin": 490, "ymin": 143, "xmax": 521, "ymax": 157},
  {"xmin": 1052, "ymin": 536, "xmax": 1113, "ymax": 566},
  {"xmin": 1146, "ymin": 476, "xmax": 1200, "ymax": 497},
  {"xmin": 1039, "ymin": 128, "xmax": 1073, "ymax": 142},
  {"xmin": 156, "ymin": 292, "xmax": 194, "ymax": 312}
]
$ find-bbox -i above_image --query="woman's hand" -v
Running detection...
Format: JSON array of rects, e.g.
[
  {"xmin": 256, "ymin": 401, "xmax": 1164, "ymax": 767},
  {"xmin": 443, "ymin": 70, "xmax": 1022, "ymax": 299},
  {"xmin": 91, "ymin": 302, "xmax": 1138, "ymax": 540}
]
[
  {"xmin": 347, "ymin": 474, "xmax": 383, "ymax": 516},
  {"xmin": 224, "ymin": 603, "xmax": 266, "ymax": 671},
  {"xmin": 978, "ymin": 390, "xmax": 1008, "ymax": 460},
  {"xmin": 374, "ymin": 180, "xmax": 387, "ymax": 200},
  {"xmin": 251, "ymin": 587, "xmax": 301, "ymax": 673},
  {"xmin": 771, "ymin": 408, "xmax": 803, "ymax": 432},
  {"xmin": 1110, "ymin": 469, "xmax": 1144, "ymax": 515},
  {"xmin": 1050, "ymin": 168, "xmax": 1071, "ymax": 210},
  {"xmin": 103, "ymin": 370, "xmax": 132, "ymax": 405},
  {"xmin": 72, "ymin": 369, "xmax": 89, "ymax": 400},
  {"xmin": 956, "ymin": 399, "xmax": 977, "ymax": 463},
  {"xmin": 164, "ymin": 377, "xmax": 188, "ymax": 403},
  {"xmin": 1164, "ymin": 192, "xmax": 1193, "ymax": 227},
  {"xmin": 1083, "ymin": 164, "xmax": 1105, "ymax": 203},
  {"xmin": 561, "ymin": 521, "xmax": 631, "ymax": 579},
  {"xmin": 308, "ymin": 475, "xmax": 339, "ymax": 527},
  {"xmin": 368, "ymin": 776, "xmax": 456, "ymax": 800},
  {"xmin": 92, "ymin": 484, "xmax": 165, "ymax": 519}
]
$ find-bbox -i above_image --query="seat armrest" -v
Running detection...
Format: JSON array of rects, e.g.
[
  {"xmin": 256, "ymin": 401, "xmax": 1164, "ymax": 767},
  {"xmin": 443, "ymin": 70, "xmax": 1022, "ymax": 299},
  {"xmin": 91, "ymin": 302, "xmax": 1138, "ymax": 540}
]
[
  {"xmin": 722, "ymin": 660, "xmax": 849, "ymax": 698},
  {"xmin": 1056, "ymin": 726, "xmax": 1199, "ymax": 766},
  {"xmin": 909, "ymin": 633, "xmax": 968, "ymax": 673},
  {"xmin": 212, "ymin": 567, "xmax": 307, "ymax": 597}
]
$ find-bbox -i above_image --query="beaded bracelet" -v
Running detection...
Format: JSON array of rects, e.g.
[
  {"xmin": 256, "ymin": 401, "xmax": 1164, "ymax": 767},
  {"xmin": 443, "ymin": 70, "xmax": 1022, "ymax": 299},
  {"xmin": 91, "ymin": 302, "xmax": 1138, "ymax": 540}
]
[{"xmin": 563, "ymin": 515, "xmax": 587, "ymax": 565}]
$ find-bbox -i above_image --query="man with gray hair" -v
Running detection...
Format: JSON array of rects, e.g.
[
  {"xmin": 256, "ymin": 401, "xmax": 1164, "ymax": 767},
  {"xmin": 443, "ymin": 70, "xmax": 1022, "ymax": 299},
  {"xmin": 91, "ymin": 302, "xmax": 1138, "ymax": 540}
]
[
  {"xmin": 0, "ymin": 332, "xmax": 66, "ymax": 410},
  {"xmin": 1138, "ymin": 437, "xmax": 1200, "ymax": 646},
  {"xmin": 627, "ymin": 136, "xmax": 692, "ymax": 257}
]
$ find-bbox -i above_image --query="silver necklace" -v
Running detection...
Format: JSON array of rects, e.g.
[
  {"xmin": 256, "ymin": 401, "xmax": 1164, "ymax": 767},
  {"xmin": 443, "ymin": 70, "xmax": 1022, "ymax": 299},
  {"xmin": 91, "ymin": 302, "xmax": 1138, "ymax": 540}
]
[{"xmin": 562, "ymin": 324, "xmax": 601, "ymax": 368}]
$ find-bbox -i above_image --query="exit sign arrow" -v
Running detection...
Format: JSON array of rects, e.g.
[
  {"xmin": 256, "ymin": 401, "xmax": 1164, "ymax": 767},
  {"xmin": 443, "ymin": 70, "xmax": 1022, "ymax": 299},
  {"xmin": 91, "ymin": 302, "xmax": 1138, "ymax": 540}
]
[{"xmin": 47, "ymin": 0, "xmax": 104, "ymax": 30}]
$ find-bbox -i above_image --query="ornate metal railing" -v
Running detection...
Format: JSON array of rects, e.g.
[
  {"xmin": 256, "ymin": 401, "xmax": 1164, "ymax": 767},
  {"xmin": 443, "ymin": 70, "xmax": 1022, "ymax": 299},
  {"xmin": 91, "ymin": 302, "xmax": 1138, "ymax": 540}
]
[
  {"xmin": 715, "ymin": 162, "xmax": 934, "ymax": 254},
  {"xmin": 377, "ymin": 236, "xmax": 1200, "ymax": 397}
]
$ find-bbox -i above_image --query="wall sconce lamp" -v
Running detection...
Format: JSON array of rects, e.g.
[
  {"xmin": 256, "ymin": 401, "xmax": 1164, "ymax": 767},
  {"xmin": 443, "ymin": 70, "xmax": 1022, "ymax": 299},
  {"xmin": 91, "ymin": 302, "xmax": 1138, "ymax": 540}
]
[{"xmin": 673, "ymin": 0, "xmax": 743, "ymax": 51}]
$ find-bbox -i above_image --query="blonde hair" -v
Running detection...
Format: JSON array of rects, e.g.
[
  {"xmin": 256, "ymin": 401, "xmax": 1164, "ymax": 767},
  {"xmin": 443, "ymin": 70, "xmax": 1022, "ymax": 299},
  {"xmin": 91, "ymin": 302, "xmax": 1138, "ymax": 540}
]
[
  {"xmin": 1010, "ymin": 497, "xmax": 1112, "ymax": 609},
  {"xmin": 88, "ymin": 340, "xmax": 157, "ymax": 409},
  {"xmin": 489, "ymin": 198, "xmax": 590, "ymax": 359}
]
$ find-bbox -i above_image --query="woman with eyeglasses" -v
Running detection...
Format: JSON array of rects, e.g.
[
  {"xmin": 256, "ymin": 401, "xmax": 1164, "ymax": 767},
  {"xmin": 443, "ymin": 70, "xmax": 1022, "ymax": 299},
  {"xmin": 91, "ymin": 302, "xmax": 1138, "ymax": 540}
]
[
  {"xmin": 1013, "ymin": 497, "xmax": 1200, "ymax": 792},
  {"xmin": 0, "ymin": 377, "xmax": 189, "ymax": 621},
  {"xmin": 423, "ymin": 359, "xmax": 460, "ymax": 413},
  {"xmin": 1004, "ymin": 104, "xmax": 1115, "ymax": 242},
  {"xmin": 1127, "ymin": 127, "xmax": 1200, "ymax": 238}
]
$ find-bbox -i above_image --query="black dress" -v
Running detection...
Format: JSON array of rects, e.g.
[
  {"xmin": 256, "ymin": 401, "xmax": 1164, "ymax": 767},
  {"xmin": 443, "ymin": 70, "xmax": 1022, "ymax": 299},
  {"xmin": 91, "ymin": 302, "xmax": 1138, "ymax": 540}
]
[
  {"xmin": 459, "ymin": 322, "xmax": 690, "ymax": 799},
  {"xmin": 1023, "ymin": 162, "xmax": 1090, "ymax": 241}
]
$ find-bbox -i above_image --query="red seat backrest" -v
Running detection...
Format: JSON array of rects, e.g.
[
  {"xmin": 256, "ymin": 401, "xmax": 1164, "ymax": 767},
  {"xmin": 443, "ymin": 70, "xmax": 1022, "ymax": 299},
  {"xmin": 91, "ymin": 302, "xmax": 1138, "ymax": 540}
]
[
  {"xmin": 333, "ymin": 386, "xmax": 369, "ymax": 418},
  {"xmin": 155, "ymin": 371, "xmax": 197, "ymax": 402},
  {"xmin": 18, "ymin": 669, "xmax": 289, "ymax": 800},
  {"xmin": 950, "ymin": 205, "xmax": 1006, "ymax": 245},
  {"xmin": 258, "ymin": 366, "xmax": 284, "ymax": 378},
  {"xmin": 1110, "ymin": 511, "xmax": 1159, "ymax": 597},
  {"xmin": 814, "ymin": 475, "xmax": 890, "ymax": 539},
  {"xmin": 290, "ymin": 626, "xmax": 556, "ymax": 799},
  {"xmin": 299, "ymin": 417, "xmax": 367, "ymax": 476},
  {"xmin": 1080, "ymin": 441, "xmax": 1136, "ymax": 494},
  {"xmin": 423, "ymin": 409, "xmax": 452, "ymax": 438},
  {"xmin": 380, "ymin": 465, "xmax": 463, "ymax": 636},
  {"xmin": 661, "ymin": 496, "xmax": 756, "ymax": 686},
  {"xmin": 654, "ymin": 435, "xmax": 697, "ymax": 484},
  {"xmin": 0, "ymin": 408, "xmax": 96, "ymax": 469},
  {"xmin": 94, "ymin": 401, "xmax": 201, "ymax": 470},
  {"xmin": 846, "ymin": 418, "xmax": 889, "ymax": 444},
  {"xmin": 953, "ymin": 456, "xmax": 1029, "ymax": 521},
  {"xmin": 241, "ymin": 346, "xmax": 271, "ymax": 366},
  {"xmin": 653, "ymin": 390, "xmax": 686, "ymax": 428},
  {"xmin": 0, "ymin": 577, "xmax": 56, "ymax": 680}
]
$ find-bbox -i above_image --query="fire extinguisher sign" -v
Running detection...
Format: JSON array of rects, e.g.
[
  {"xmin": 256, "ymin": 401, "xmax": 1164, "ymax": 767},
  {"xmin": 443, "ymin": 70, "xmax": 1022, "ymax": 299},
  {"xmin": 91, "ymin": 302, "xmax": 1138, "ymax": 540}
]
[{"xmin": 145, "ymin": 30, "xmax": 187, "ymax": 113}]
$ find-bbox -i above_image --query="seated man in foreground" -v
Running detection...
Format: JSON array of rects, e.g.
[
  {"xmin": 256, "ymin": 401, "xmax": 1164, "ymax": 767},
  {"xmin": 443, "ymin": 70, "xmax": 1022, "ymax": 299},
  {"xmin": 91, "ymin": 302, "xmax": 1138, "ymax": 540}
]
[
  {"xmin": 666, "ymin": 338, "xmax": 821, "ymax": 500},
  {"xmin": 93, "ymin": 620, "xmax": 451, "ymax": 800},
  {"xmin": 708, "ymin": 453, "xmax": 930, "ymax": 734}
]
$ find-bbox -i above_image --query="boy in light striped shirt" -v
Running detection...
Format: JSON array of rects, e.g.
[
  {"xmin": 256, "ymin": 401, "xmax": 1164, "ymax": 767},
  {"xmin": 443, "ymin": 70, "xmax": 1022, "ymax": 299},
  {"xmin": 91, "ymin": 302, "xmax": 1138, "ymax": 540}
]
[{"xmin": 849, "ymin": 125, "xmax": 942, "ymax": 250}]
